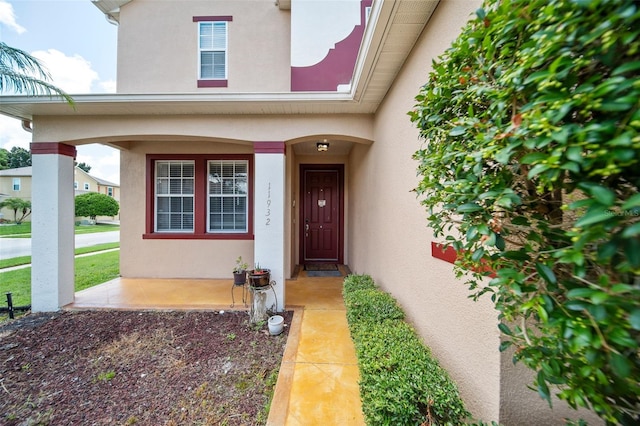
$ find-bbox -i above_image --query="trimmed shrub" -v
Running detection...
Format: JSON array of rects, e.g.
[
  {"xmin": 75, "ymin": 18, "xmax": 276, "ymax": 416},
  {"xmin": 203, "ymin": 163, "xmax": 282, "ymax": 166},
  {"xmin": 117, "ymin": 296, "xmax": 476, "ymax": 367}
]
[
  {"xmin": 344, "ymin": 288, "xmax": 405, "ymax": 325},
  {"xmin": 343, "ymin": 274, "xmax": 470, "ymax": 425},
  {"xmin": 343, "ymin": 273, "xmax": 377, "ymax": 293}
]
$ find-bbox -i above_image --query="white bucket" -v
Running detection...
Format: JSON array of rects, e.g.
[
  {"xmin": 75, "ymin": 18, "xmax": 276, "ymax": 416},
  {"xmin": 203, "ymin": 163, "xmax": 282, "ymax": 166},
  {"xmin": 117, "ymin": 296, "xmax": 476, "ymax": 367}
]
[{"xmin": 268, "ymin": 315, "xmax": 284, "ymax": 335}]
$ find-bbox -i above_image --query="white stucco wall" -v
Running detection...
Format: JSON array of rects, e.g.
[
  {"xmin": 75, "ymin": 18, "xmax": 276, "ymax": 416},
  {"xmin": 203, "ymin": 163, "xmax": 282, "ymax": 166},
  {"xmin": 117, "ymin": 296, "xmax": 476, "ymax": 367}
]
[
  {"xmin": 117, "ymin": 0, "xmax": 291, "ymax": 93},
  {"xmin": 348, "ymin": 0, "xmax": 499, "ymax": 420}
]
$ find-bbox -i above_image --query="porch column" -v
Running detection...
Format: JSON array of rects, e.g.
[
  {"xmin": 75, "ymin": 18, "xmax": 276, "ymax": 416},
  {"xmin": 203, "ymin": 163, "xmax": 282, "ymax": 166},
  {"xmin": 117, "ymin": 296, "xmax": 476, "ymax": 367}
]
[
  {"xmin": 30, "ymin": 142, "xmax": 77, "ymax": 312},
  {"xmin": 253, "ymin": 142, "xmax": 285, "ymax": 312}
]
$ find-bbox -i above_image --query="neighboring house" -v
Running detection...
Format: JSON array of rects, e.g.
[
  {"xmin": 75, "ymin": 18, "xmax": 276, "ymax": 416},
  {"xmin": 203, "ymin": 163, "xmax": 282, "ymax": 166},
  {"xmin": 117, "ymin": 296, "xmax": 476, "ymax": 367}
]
[
  {"xmin": 0, "ymin": 0, "xmax": 602, "ymax": 424},
  {"xmin": 0, "ymin": 166, "xmax": 120, "ymax": 222},
  {"xmin": 0, "ymin": 166, "xmax": 32, "ymax": 221},
  {"xmin": 73, "ymin": 167, "xmax": 120, "ymax": 202}
]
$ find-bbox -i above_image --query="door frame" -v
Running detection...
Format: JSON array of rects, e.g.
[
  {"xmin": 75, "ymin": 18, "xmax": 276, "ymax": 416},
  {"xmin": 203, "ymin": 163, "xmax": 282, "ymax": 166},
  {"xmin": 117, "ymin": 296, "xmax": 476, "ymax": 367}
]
[{"xmin": 299, "ymin": 164, "xmax": 345, "ymax": 265}]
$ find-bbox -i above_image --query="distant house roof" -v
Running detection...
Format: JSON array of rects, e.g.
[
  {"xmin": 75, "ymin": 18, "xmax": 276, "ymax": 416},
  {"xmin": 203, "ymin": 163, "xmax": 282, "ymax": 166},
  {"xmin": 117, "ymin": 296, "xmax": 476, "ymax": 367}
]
[
  {"xmin": 91, "ymin": 175, "xmax": 119, "ymax": 187},
  {"xmin": 0, "ymin": 166, "xmax": 119, "ymax": 187},
  {"xmin": 0, "ymin": 166, "xmax": 33, "ymax": 176}
]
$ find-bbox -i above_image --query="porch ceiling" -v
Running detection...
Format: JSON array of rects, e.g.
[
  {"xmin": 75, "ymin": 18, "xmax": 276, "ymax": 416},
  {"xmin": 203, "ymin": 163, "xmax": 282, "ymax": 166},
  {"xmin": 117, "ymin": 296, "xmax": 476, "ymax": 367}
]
[{"xmin": 0, "ymin": 0, "xmax": 439, "ymax": 121}]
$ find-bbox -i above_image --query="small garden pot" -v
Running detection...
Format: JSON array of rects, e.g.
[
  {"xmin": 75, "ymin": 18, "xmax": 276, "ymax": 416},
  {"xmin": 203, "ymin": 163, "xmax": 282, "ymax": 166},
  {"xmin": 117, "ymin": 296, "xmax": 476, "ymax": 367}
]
[
  {"xmin": 233, "ymin": 271, "xmax": 246, "ymax": 286},
  {"xmin": 248, "ymin": 269, "xmax": 271, "ymax": 288},
  {"xmin": 268, "ymin": 315, "xmax": 284, "ymax": 336}
]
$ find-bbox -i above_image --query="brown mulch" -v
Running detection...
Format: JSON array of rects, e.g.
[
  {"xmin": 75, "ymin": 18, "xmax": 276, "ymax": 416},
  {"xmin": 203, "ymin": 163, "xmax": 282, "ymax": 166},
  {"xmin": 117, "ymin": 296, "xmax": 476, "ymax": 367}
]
[{"xmin": 0, "ymin": 310, "xmax": 291, "ymax": 426}]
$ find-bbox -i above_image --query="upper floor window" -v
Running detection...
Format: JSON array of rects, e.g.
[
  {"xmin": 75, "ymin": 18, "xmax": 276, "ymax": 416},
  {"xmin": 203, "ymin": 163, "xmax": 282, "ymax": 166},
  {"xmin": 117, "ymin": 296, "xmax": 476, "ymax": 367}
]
[
  {"xmin": 12, "ymin": 178, "xmax": 20, "ymax": 191},
  {"xmin": 74, "ymin": 181, "xmax": 78, "ymax": 189},
  {"xmin": 193, "ymin": 16, "xmax": 232, "ymax": 88},
  {"xmin": 107, "ymin": 187, "xmax": 114, "ymax": 197},
  {"xmin": 84, "ymin": 182, "xmax": 90, "ymax": 191}
]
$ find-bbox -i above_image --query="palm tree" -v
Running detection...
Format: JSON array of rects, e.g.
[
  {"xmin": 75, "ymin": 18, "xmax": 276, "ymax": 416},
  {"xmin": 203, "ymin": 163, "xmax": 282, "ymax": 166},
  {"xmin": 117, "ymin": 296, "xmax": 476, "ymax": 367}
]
[
  {"xmin": 0, "ymin": 42, "xmax": 73, "ymax": 104},
  {"xmin": 0, "ymin": 197, "xmax": 32, "ymax": 224}
]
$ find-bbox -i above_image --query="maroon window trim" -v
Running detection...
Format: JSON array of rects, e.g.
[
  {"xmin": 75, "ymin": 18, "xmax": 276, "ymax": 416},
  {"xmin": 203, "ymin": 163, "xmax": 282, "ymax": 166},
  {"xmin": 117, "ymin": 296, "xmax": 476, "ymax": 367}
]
[
  {"xmin": 194, "ymin": 16, "xmax": 232, "ymax": 88},
  {"xmin": 30, "ymin": 142, "xmax": 76, "ymax": 158},
  {"xmin": 193, "ymin": 15, "xmax": 233, "ymax": 22},
  {"xmin": 197, "ymin": 79, "xmax": 228, "ymax": 88},
  {"xmin": 144, "ymin": 154, "xmax": 254, "ymax": 240}
]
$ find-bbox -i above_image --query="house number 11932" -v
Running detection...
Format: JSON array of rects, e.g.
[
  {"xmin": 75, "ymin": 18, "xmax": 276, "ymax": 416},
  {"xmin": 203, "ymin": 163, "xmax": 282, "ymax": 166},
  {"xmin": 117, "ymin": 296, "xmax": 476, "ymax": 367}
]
[{"xmin": 265, "ymin": 182, "xmax": 271, "ymax": 226}]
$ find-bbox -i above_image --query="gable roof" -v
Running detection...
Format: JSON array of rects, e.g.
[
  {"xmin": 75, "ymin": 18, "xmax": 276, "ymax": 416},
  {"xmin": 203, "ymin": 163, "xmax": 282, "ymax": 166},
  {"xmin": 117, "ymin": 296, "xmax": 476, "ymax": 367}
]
[{"xmin": 0, "ymin": 0, "xmax": 439, "ymax": 120}]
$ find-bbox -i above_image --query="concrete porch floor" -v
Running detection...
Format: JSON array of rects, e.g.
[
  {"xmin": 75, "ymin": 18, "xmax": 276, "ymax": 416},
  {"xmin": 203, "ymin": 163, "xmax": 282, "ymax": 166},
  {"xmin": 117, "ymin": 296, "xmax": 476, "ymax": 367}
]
[{"xmin": 65, "ymin": 268, "xmax": 365, "ymax": 425}]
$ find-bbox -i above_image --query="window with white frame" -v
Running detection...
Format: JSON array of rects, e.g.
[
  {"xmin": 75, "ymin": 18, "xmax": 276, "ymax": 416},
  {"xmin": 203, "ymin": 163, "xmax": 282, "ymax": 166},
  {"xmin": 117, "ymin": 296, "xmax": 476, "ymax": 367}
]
[
  {"xmin": 12, "ymin": 178, "xmax": 20, "ymax": 191},
  {"xmin": 198, "ymin": 21, "xmax": 227, "ymax": 80},
  {"xmin": 208, "ymin": 160, "xmax": 248, "ymax": 232},
  {"xmin": 107, "ymin": 187, "xmax": 113, "ymax": 197},
  {"xmin": 74, "ymin": 181, "xmax": 78, "ymax": 189},
  {"xmin": 155, "ymin": 161, "xmax": 195, "ymax": 232},
  {"xmin": 145, "ymin": 154, "xmax": 252, "ymax": 239},
  {"xmin": 84, "ymin": 182, "xmax": 90, "ymax": 190}
]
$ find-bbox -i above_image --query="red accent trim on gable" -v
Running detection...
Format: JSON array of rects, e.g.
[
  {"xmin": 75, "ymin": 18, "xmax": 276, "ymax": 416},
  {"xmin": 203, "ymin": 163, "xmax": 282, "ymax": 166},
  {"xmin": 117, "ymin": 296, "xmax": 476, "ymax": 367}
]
[
  {"xmin": 30, "ymin": 142, "xmax": 77, "ymax": 158},
  {"xmin": 291, "ymin": 0, "xmax": 372, "ymax": 91},
  {"xmin": 193, "ymin": 16, "xmax": 233, "ymax": 22},
  {"xmin": 254, "ymin": 142, "xmax": 286, "ymax": 154},
  {"xmin": 431, "ymin": 242, "xmax": 459, "ymax": 264},
  {"xmin": 197, "ymin": 79, "xmax": 228, "ymax": 88},
  {"xmin": 144, "ymin": 154, "xmax": 254, "ymax": 240}
]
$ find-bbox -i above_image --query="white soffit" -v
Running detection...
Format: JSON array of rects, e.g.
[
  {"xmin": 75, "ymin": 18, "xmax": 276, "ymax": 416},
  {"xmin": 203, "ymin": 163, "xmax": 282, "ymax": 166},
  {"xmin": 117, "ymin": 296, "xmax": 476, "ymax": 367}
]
[{"xmin": 91, "ymin": 0, "xmax": 132, "ymax": 23}]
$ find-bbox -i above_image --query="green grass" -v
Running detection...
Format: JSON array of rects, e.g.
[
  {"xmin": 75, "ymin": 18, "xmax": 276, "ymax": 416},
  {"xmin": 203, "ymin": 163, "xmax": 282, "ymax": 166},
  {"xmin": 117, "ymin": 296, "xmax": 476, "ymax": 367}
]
[
  {"xmin": 0, "ymin": 222, "xmax": 119, "ymax": 238},
  {"xmin": 0, "ymin": 243, "xmax": 120, "ymax": 269},
  {"xmin": 1, "ymin": 250, "xmax": 120, "ymax": 307}
]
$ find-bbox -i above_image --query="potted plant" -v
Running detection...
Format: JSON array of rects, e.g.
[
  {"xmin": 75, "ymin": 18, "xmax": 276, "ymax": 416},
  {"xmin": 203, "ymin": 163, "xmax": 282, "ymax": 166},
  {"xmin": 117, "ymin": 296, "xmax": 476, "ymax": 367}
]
[
  {"xmin": 233, "ymin": 256, "xmax": 249, "ymax": 286},
  {"xmin": 248, "ymin": 263, "xmax": 271, "ymax": 288}
]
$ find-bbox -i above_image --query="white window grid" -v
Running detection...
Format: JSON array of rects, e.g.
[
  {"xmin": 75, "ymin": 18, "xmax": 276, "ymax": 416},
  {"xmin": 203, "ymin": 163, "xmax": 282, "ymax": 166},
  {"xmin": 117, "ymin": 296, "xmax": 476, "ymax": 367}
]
[
  {"xmin": 207, "ymin": 160, "xmax": 248, "ymax": 233},
  {"xmin": 155, "ymin": 161, "xmax": 195, "ymax": 232},
  {"xmin": 198, "ymin": 21, "xmax": 227, "ymax": 80},
  {"xmin": 12, "ymin": 178, "xmax": 20, "ymax": 191}
]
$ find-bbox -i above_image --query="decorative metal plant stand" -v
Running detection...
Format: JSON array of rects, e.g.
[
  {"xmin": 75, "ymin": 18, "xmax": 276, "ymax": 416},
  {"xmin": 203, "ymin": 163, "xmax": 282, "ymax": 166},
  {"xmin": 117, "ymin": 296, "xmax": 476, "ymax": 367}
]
[{"xmin": 230, "ymin": 280, "xmax": 248, "ymax": 308}]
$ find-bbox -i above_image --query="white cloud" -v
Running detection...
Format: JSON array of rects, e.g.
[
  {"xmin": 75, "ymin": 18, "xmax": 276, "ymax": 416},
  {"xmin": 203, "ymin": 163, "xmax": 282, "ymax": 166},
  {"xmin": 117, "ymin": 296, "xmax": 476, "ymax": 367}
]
[
  {"xmin": 0, "ymin": 115, "xmax": 30, "ymax": 151},
  {"xmin": 76, "ymin": 145, "xmax": 120, "ymax": 185},
  {"xmin": 0, "ymin": 0, "xmax": 25, "ymax": 34},
  {"xmin": 32, "ymin": 49, "xmax": 99, "ymax": 94},
  {"xmin": 98, "ymin": 79, "xmax": 117, "ymax": 94}
]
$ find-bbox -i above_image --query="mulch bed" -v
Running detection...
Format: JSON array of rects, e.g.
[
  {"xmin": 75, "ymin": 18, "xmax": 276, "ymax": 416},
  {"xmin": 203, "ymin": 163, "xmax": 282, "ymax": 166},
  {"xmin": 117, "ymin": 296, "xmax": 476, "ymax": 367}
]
[{"xmin": 0, "ymin": 310, "xmax": 291, "ymax": 425}]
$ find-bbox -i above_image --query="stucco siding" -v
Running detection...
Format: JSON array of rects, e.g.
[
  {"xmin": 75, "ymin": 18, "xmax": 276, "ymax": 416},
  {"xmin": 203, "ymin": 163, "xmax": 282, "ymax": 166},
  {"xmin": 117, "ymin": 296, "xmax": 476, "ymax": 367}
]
[
  {"xmin": 119, "ymin": 140, "xmax": 254, "ymax": 279},
  {"xmin": 349, "ymin": 0, "xmax": 502, "ymax": 421},
  {"xmin": 117, "ymin": 0, "xmax": 291, "ymax": 93}
]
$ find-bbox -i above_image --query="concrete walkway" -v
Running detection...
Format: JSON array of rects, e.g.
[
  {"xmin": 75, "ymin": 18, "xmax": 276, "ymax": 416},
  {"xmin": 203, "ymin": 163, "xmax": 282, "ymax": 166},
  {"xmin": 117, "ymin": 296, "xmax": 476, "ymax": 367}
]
[{"xmin": 65, "ymin": 268, "xmax": 366, "ymax": 425}]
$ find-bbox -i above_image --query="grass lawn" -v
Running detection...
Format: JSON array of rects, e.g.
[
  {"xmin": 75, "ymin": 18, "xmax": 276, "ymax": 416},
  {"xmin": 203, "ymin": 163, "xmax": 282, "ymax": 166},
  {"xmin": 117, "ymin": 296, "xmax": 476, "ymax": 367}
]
[
  {"xmin": 1, "ymin": 250, "xmax": 120, "ymax": 307},
  {"xmin": 0, "ymin": 222, "xmax": 119, "ymax": 238}
]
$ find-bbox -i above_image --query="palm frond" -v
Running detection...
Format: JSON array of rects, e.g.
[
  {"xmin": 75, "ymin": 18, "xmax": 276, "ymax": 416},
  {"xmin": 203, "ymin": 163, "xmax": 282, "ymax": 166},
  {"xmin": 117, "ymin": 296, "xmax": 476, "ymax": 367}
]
[{"xmin": 0, "ymin": 42, "xmax": 74, "ymax": 106}]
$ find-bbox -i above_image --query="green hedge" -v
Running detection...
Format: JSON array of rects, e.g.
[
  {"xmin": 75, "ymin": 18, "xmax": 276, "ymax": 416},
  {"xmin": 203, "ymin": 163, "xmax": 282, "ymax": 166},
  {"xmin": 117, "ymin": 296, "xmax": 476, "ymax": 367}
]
[{"xmin": 343, "ymin": 274, "xmax": 470, "ymax": 425}]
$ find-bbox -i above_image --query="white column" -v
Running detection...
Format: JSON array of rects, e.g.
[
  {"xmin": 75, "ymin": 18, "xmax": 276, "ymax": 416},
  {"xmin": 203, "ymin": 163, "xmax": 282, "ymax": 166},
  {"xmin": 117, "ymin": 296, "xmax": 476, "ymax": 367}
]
[
  {"xmin": 30, "ymin": 143, "xmax": 77, "ymax": 312},
  {"xmin": 253, "ymin": 142, "xmax": 286, "ymax": 312}
]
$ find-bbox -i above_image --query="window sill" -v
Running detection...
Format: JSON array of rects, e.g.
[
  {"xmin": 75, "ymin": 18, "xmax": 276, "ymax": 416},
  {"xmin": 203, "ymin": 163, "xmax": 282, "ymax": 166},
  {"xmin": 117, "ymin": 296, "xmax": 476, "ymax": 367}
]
[
  {"xmin": 143, "ymin": 233, "xmax": 253, "ymax": 240},
  {"xmin": 197, "ymin": 79, "xmax": 228, "ymax": 88}
]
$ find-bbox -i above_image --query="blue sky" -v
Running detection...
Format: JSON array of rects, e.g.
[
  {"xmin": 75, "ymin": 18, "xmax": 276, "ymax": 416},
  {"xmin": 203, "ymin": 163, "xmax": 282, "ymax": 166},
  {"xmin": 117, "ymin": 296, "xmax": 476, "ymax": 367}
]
[{"xmin": 0, "ymin": 0, "xmax": 120, "ymax": 183}]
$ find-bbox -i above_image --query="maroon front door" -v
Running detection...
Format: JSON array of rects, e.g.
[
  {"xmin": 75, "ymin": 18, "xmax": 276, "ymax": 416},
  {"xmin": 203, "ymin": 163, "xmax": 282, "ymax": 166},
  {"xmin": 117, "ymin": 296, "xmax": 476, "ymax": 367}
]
[{"xmin": 301, "ymin": 165, "xmax": 343, "ymax": 264}]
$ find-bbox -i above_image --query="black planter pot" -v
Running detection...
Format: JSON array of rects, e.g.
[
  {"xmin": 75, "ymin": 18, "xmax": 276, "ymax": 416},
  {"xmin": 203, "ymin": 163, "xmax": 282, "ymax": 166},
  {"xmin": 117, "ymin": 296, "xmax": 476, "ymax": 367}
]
[
  {"xmin": 248, "ymin": 269, "xmax": 271, "ymax": 287},
  {"xmin": 233, "ymin": 271, "xmax": 247, "ymax": 286}
]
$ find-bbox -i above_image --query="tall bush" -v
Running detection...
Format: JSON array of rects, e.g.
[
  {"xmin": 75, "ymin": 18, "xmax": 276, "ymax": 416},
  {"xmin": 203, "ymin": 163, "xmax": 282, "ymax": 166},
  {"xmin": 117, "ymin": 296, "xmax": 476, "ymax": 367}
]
[
  {"xmin": 75, "ymin": 193, "xmax": 119, "ymax": 220},
  {"xmin": 410, "ymin": 0, "xmax": 640, "ymax": 424}
]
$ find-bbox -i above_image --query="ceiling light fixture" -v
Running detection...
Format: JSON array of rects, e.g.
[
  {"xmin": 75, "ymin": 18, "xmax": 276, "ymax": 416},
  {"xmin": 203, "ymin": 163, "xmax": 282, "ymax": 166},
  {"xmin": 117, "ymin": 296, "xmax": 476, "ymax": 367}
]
[{"xmin": 316, "ymin": 140, "xmax": 329, "ymax": 152}]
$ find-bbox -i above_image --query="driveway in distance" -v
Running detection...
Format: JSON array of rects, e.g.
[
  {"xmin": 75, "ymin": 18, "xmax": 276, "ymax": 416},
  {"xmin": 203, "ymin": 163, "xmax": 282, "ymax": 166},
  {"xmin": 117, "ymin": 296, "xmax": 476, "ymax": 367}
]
[{"xmin": 0, "ymin": 231, "xmax": 120, "ymax": 260}]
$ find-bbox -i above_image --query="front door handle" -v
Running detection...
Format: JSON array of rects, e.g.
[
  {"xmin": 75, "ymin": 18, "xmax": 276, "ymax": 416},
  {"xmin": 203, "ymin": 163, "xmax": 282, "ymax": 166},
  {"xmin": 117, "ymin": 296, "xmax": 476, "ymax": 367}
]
[{"xmin": 305, "ymin": 224, "xmax": 309, "ymax": 231}]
